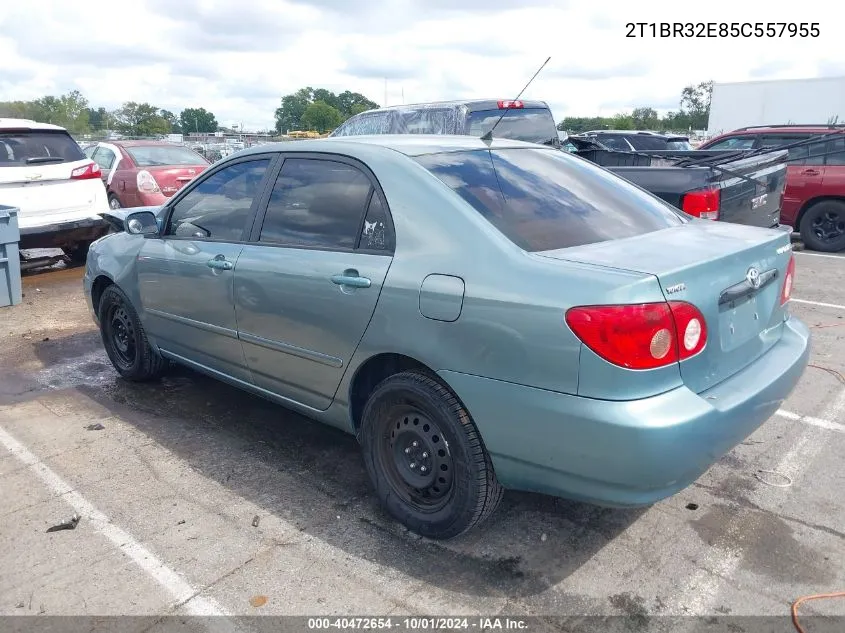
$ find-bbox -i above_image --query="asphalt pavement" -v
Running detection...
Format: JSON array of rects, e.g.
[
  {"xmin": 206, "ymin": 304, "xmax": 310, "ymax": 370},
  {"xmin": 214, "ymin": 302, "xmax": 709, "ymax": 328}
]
[{"xmin": 1, "ymin": 249, "xmax": 844, "ymax": 632}]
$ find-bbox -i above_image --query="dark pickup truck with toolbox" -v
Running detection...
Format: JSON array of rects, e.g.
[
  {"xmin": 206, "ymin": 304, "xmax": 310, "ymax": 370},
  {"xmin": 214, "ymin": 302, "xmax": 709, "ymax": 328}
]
[{"xmin": 331, "ymin": 99, "xmax": 789, "ymax": 231}]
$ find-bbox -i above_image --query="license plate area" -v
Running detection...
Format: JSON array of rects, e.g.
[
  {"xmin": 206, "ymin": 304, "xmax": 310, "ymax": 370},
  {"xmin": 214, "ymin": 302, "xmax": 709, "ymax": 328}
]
[{"xmin": 719, "ymin": 294, "xmax": 763, "ymax": 352}]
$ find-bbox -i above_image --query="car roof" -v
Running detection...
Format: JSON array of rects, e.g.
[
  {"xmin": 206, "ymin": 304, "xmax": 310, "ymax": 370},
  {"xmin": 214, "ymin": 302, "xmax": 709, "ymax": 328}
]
[
  {"xmin": 235, "ymin": 134, "xmax": 552, "ymax": 158},
  {"xmin": 581, "ymin": 130, "xmax": 689, "ymax": 140},
  {"xmin": 715, "ymin": 125, "xmax": 845, "ymax": 136},
  {"xmin": 0, "ymin": 118, "xmax": 69, "ymax": 132},
  {"xmin": 352, "ymin": 99, "xmax": 551, "ymax": 115},
  {"xmin": 106, "ymin": 140, "xmax": 181, "ymax": 147}
]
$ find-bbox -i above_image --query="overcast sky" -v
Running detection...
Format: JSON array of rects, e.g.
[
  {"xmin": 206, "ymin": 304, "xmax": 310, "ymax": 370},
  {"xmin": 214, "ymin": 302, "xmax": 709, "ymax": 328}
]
[{"xmin": 0, "ymin": 0, "xmax": 837, "ymax": 130}]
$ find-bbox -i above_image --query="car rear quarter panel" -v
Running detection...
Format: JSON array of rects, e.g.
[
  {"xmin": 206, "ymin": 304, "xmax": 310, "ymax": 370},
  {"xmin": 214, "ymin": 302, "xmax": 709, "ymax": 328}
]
[{"xmin": 331, "ymin": 148, "xmax": 676, "ymax": 422}]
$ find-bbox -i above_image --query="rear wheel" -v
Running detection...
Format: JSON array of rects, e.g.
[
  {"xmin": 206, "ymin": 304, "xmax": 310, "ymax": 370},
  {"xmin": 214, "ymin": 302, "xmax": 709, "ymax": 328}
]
[
  {"xmin": 98, "ymin": 285, "xmax": 168, "ymax": 381},
  {"xmin": 108, "ymin": 194, "xmax": 121, "ymax": 210},
  {"xmin": 359, "ymin": 371, "xmax": 503, "ymax": 539},
  {"xmin": 799, "ymin": 200, "xmax": 845, "ymax": 252}
]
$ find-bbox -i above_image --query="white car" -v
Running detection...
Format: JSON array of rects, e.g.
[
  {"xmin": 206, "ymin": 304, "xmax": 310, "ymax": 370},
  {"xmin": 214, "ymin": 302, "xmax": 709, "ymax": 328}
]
[{"xmin": 0, "ymin": 118, "xmax": 110, "ymax": 261}]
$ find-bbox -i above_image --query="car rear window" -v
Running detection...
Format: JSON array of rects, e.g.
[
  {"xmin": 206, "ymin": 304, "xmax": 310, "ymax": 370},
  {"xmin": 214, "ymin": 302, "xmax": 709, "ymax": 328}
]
[
  {"xmin": 0, "ymin": 130, "xmax": 86, "ymax": 167},
  {"xmin": 414, "ymin": 148, "xmax": 685, "ymax": 252},
  {"xmin": 126, "ymin": 145, "xmax": 208, "ymax": 167},
  {"xmin": 464, "ymin": 109, "xmax": 559, "ymax": 146}
]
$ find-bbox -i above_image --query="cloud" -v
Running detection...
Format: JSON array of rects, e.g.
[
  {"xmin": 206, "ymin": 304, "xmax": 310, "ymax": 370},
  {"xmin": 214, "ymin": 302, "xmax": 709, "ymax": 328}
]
[
  {"xmin": 546, "ymin": 60, "xmax": 652, "ymax": 81},
  {"xmin": 817, "ymin": 60, "xmax": 845, "ymax": 77},
  {"xmin": 341, "ymin": 52, "xmax": 421, "ymax": 81},
  {"xmin": 749, "ymin": 60, "xmax": 794, "ymax": 78}
]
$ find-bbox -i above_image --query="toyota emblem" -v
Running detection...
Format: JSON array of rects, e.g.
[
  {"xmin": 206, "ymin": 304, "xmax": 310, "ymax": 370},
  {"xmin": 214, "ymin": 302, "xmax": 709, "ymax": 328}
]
[{"xmin": 746, "ymin": 267, "xmax": 761, "ymax": 289}]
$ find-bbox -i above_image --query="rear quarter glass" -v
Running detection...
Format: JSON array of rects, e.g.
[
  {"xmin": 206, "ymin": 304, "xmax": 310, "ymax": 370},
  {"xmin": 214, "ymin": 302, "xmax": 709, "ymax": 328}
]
[{"xmin": 414, "ymin": 148, "xmax": 685, "ymax": 252}]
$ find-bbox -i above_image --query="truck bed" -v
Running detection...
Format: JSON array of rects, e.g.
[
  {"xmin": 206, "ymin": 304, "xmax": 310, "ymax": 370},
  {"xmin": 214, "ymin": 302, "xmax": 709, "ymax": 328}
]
[{"xmin": 567, "ymin": 140, "xmax": 789, "ymax": 230}]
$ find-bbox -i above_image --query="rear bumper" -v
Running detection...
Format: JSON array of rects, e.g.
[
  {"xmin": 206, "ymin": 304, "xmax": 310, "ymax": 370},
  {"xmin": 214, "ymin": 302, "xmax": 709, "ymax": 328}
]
[
  {"xmin": 19, "ymin": 217, "xmax": 110, "ymax": 250},
  {"xmin": 439, "ymin": 316, "xmax": 810, "ymax": 507}
]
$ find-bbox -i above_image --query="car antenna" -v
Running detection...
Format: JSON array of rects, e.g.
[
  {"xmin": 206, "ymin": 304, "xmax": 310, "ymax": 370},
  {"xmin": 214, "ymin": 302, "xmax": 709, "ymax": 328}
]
[{"xmin": 481, "ymin": 56, "xmax": 551, "ymax": 143}]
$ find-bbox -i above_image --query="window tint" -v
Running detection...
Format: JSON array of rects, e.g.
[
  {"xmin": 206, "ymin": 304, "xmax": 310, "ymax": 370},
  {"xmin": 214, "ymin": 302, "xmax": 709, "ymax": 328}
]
[
  {"xmin": 757, "ymin": 135, "xmax": 813, "ymax": 163},
  {"xmin": 0, "ymin": 130, "xmax": 86, "ymax": 167},
  {"xmin": 415, "ymin": 148, "xmax": 685, "ymax": 252},
  {"xmin": 826, "ymin": 137, "xmax": 845, "ymax": 166},
  {"xmin": 705, "ymin": 136, "xmax": 755, "ymax": 150},
  {"xmin": 127, "ymin": 145, "xmax": 208, "ymax": 166},
  {"xmin": 165, "ymin": 159, "xmax": 271, "ymax": 240},
  {"xmin": 92, "ymin": 147, "xmax": 116, "ymax": 170},
  {"xmin": 465, "ymin": 109, "xmax": 559, "ymax": 146},
  {"xmin": 594, "ymin": 135, "xmax": 631, "ymax": 151},
  {"xmin": 259, "ymin": 159, "xmax": 372, "ymax": 249},
  {"xmin": 358, "ymin": 194, "xmax": 394, "ymax": 252},
  {"xmin": 805, "ymin": 140, "xmax": 828, "ymax": 165},
  {"xmin": 627, "ymin": 135, "xmax": 670, "ymax": 150},
  {"xmin": 666, "ymin": 139, "xmax": 693, "ymax": 150}
]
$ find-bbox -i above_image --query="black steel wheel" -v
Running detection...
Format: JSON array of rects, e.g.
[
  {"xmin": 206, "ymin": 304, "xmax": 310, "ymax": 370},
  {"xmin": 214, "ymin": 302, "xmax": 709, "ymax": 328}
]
[
  {"xmin": 800, "ymin": 200, "xmax": 845, "ymax": 253},
  {"xmin": 359, "ymin": 371, "xmax": 503, "ymax": 539},
  {"xmin": 98, "ymin": 285, "xmax": 168, "ymax": 381}
]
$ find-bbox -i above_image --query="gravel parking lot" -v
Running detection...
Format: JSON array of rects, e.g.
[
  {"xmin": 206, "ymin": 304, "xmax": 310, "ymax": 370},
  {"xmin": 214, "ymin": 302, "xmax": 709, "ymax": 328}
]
[{"xmin": 1, "ymin": 250, "xmax": 844, "ymax": 631}]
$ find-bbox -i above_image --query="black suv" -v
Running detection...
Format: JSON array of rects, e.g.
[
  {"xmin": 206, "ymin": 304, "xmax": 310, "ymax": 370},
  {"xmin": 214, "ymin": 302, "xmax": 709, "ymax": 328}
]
[
  {"xmin": 574, "ymin": 130, "xmax": 693, "ymax": 151},
  {"xmin": 329, "ymin": 99, "xmax": 561, "ymax": 148}
]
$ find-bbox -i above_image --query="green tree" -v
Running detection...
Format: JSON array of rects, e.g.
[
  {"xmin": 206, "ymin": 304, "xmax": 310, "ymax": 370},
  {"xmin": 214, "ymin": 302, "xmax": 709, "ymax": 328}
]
[
  {"xmin": 680, "ymin": 80, "xmax": 713, "ymax": 129},
  {"xmin": 300, "ymin": 101, "xmax": 343, "ymax": 133},
  {"xmin": 336, "ymin": 90, "xmax": 378, "ymax": 116},
  {"xmin": 113, "ymin": 102, "xmax": 170, "ymax": 136},
  {"xmin": 275, "ymin": 87, "xmax": 314, "ymax": 133},
  {"xmin": 160, "ymin": 109, "xmax": 182, "ymax": 133},
  {"xmin": 631, "ymin": 107, "xmax": 659, "ymax": 130},
  {"xmin": 179, "ymin": 107, "xmax": 218, "ymax": 133},
  {"xmin": 86, "ymin": 107, "xmax": 111, "ymax": 131}
]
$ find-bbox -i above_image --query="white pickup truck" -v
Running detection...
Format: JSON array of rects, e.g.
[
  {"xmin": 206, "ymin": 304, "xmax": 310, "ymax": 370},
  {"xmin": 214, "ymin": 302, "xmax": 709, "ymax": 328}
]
[{"xmin": 0, "ymin": 118, "xmax": 110, "ymax": 262}]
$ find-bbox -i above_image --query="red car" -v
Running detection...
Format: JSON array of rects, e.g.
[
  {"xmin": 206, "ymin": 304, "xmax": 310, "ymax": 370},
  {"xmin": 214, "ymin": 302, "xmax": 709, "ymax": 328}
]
[
  {"xmin": 83, "ymin": 141, "xmax": 210, "ymax": 210},
  {"xmin": 699, "ymin": 125, "xmax": 845, "ymax": 252}
]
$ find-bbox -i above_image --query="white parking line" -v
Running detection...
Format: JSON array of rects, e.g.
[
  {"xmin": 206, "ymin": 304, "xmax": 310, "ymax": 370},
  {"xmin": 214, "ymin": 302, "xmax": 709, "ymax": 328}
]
[
  {"xmin": 0, "ymin": 423, "xmax": 229, "ymax": 618},
  {"xmin": 776, "ymin": 409, "xmax": 845, "ymax": 433},
  {"xmin": 669, "ymin": 388, "xmax": 845, "ymax": 616},
  {"xmin": 795, "ymin": 251, "xmax": 845, "ymax": 260},
  {"xmin": 792, "ymin": 298, "xmax": 845, "ymax": 310}
]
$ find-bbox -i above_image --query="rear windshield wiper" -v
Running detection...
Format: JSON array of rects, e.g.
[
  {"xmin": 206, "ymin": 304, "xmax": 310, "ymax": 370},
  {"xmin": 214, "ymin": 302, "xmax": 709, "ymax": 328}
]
[{"xmin": 25, "ymin": 156, "xmax": 65, "ymax": 164}]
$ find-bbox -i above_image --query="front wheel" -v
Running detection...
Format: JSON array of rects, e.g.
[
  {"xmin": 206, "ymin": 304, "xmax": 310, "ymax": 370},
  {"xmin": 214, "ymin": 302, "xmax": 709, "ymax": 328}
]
[
  {"xmin": 359, "ymin": 371, "xmax": 503, "ymax": 539},
  {"xmin": 799, "ymin": 200, "xmax": 845, "ymax": 252},
  {"xmin": 98, "ymin": 285, "xmax": 168, "ymax": 381}
]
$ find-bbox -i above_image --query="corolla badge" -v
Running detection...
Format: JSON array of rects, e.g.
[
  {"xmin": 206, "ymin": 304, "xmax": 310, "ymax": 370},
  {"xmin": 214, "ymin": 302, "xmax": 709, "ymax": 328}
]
[{"xmin": 746, "ymin": 267, "xmax": 761, "ymax": 289}]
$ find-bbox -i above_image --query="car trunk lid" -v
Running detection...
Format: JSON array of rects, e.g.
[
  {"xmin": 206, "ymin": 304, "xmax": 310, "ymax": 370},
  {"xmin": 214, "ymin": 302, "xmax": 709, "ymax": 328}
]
[
  {"xmin": 145, "ymin": 165, "xmax": 206, "ymax": 197},
  {"xmin": 539, "ymin": 221, "xmax": 794, "ymax": 394}
]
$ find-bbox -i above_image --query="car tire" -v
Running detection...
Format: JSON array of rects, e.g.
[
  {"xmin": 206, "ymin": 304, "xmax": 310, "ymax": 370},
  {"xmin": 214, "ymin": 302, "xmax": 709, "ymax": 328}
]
[
  {"xmin": 98, "ymin": 285, "xmax": 168, "ymax": 381},
  {"xmin": 108, "ymin": 194, "xmax": 121, "ymax": 210},
  {"xmin": 799, "ymin": 200, "xmax": 845, "ymax": 253},
  {"xmin": 359, "ymin": 370, "xmax": 503, "ymax": 539},
  {"xmin": 64, "ymin": 241, "xmax": 91, "ymax": 265}
]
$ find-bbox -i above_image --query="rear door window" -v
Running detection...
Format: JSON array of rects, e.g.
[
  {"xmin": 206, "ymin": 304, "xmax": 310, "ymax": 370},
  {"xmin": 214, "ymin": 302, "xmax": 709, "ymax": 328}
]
[
  {"xmin": 824, "ymin": 137, "xmax": 845, "ymax": 165},
  {"xmin": 415, "ymin": 148, "xmax": 684, "ymax": 252},
  {"xmin": 0, "ymin": 130, "xmax": 86, "ymax": 166},
  {"xmin": 332, "ymin": 112, "xmax": 391, "ymax": 136},
  {"xmin": 757, "ymin": 135, "xmax": 814, "ymax": 164},
  {"xmin": 593, "ymin": 135, "xmax": 632, "ymax": 151},
  {"xmin": 258, "ymin": 158, "xmax": 373, "ymax": 250}
]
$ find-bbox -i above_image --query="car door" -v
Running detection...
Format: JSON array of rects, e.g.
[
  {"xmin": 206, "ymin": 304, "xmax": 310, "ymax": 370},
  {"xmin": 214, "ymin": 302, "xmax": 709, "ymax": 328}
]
[
  {"xmin": 756, "ymin": 134, "xmax": 824, "ymax": 224},
  {"xmin": 234, "ymin": 155, "xmax": 395, "ymax": 410},
  {"xmin": 91, "ymin": 146, "xmax": 118, "ymax": 188},
  {"xmin": 136, "ymin": 155, "xmax": 276, "ymax": 382},
  {"xmin": 821, "ymin": 136, "xmax": 845, "ymax": 193}
]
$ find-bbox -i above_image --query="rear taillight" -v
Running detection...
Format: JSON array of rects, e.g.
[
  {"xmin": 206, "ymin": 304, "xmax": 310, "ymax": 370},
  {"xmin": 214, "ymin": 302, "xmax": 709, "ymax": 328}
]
[
  {"xmin": 70, "ymin": 161, "xmax": 101, "ymax": 180},
  {"xmin": 681, "ymin": 188, "xmax": 720, "ymax": 220},
  {"xmin": 780, "ymin": 254, "xmax": 795, "ymax": 305},
  {"xmin": 497, "ymin": 100, "xmax": 524, "ymax": 109},
  {"xmin": 565, "ymin": 301, "xmax": 707, "ymax": 370},
  {"xmin": 137, "ymin": 170, "xmax": 161, "ymax": 194}
]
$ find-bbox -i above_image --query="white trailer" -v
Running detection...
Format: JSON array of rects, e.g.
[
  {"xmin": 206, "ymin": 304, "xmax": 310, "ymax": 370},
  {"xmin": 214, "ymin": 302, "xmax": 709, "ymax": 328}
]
[{"xmin": 707, "ymin": 76, "xmax": 845, "ymax": 134}]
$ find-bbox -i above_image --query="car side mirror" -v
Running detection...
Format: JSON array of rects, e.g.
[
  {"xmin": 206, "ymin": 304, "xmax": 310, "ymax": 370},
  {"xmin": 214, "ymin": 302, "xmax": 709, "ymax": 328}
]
[{"xmin": 125, "ymin": 211, "xmax": 160, "ymax": 236}]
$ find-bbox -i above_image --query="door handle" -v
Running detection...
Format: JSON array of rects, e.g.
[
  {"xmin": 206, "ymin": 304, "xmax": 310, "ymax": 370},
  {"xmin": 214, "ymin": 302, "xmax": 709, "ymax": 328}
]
[
  {"xmin": 207, "ymin": 257, "xmax": 233, "ymax": 271},
  {"xmin": 801, "ymin": 169, "xmax": 820, "ymax": 176},
  {"xmin": 331, "ymin": 271, "xmax": 371, "ymax": 288}
]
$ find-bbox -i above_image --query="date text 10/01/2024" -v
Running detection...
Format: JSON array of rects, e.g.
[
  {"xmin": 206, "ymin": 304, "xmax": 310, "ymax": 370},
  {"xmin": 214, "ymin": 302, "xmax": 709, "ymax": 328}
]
[
  {"xmin": 308, "ymin": 618, "xmax": 528, "ymax": 630},
  {"xmin": 625, "ymin": 22, "xmax": 820, "ymax": 38}
]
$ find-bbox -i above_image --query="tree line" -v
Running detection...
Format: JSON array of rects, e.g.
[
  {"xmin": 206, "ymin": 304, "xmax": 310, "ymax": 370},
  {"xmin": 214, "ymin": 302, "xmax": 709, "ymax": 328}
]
[
  {"xmin": 1, "ymin": 81, "xmax": 712, "ymax": 138},
  {"xmin": 0, "ymin": 90, "xmax": 220, "ymax": 137},
  {"xmin": 557, "ymin": 81, "xmax": 713, "ymax": 134}
]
